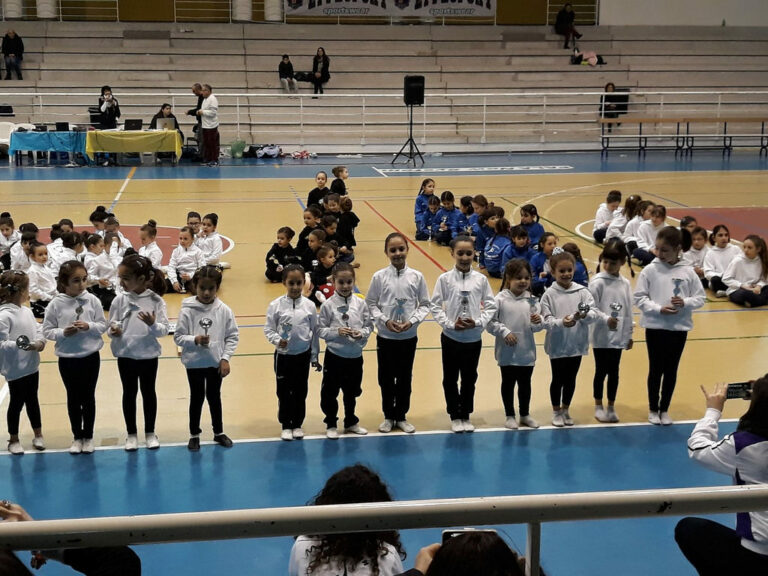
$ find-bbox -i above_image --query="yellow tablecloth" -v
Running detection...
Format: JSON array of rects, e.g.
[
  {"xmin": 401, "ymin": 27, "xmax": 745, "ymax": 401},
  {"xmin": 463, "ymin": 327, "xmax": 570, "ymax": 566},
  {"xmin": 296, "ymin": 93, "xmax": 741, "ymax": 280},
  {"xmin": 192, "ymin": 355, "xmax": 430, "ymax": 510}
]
[{"xmin": 85, "ymin": 130, "xmax": 182, "ymax": 159}]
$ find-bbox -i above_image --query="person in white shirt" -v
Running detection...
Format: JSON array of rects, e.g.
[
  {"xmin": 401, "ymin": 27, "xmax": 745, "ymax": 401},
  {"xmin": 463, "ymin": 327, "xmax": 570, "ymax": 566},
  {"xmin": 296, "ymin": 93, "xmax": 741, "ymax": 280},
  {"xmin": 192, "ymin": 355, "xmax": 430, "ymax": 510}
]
[
  {"xmin": 605, "ymin": 194, "xmax": 641, "ymax": 242},
  {"xmin": 486, "ymin": 258, "xmax": 544, "ymax": 430},
  {"xmin": 138, "ymin": 220, "xmax": 163, "ymax": 268},
  {"xmin": 104, "ymin": 216, "xmax": 133, "ymax": 253},
  {"xmin": 675, "ymin": 377, "xmax": 768, "ymax": 574},
  {"xmin": 722, "ymin": 234, "xmax": 768, "ymax": 308},
  {"xmin": 83, "ymin": 234, "xmax": 117, "ymax": 310},
  {"xmin": 683, "ymin": 226, "xmax": 709, "ymax": 290},
  {"xmin": 289, "ymin": 464, "xmax": 406, "ymax": 576},
  {"xmin": 589, "ymin": 239, "xmax": 634, "ymax": 423},
  {"xmin": 592, "ymin": 190, "xmax": 621, "ymax": 244},
  {"xmin": 196, "ymin": 83, "xmax": 219, "ymax": 166},
  {"xmin": 317, "ymin": 263, "xmax": 373, "ymax": 439},
  {"xmin": 10, "ymin": 228, "xmax": 37, "ymax": 272},
  {"xmin": 704, "ymin": 224, "xmax": 744, "ymax": 298},
  {"xmin": 634, "ymin": 227, "xmax": 706, "ymax": 426},
  {"xmin": 50, "ymin": 231, "xmax": 85, "ymax": 278},
  {"xmin": 0, "ymin": 212, "xmax": 20, "ymax": 270},
  {"xmin": 166, "ymin": 227, "xmax": 206, "ymax": 293},
  {"xmin": 430, "ymin": 236, "xmax": 496, "ymax": 433},
  {"xmin": 365, "ymin": 233, "xmax": 431, "ymax": 434},
  {"xmin": 632, "ymin": 205, "xmax": 666, "ymax": 266},
  {"xmin": 26, "ymin": 243, "xmax": 57, "ymax": 318},
  {"xmin": 197, "ymin": 213, "xmax": 223, "ymax": 265},
  {"xmin": 264, "ymin": 264, "xmax": 319, "ymax": 441},
  {"xmin": 621, "ymin": 200, "xmax": 655, "ymax": 255}
]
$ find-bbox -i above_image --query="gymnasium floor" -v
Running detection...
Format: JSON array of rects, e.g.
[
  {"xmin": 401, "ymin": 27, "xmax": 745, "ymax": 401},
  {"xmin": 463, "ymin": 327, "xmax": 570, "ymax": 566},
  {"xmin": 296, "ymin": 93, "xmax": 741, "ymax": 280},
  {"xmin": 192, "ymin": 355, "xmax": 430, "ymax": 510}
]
[{"xmin": 0, "ymin": 150, "xmax": 766, "ymax": 575}]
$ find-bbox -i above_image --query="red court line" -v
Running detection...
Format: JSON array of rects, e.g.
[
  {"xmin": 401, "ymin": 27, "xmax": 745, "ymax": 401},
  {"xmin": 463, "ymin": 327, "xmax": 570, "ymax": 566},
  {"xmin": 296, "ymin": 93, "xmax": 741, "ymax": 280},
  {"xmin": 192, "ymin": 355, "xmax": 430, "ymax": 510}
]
[{"xmin": 364, "ymin": 200, "xmax": 447, "ymax": 272}]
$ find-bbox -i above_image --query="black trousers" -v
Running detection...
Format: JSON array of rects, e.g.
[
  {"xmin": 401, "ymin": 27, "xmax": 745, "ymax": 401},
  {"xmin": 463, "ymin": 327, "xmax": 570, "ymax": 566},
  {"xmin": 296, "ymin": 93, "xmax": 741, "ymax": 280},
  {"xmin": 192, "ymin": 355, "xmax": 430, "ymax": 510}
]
[
  {"xmin": 500, "ymin": 365, "xmax": 534, "ymax": 417},
  {"xmin": 440, "ymin": 334, "xmax": 482, "ymax": 420},
  {"xmin": 376, "ymin": 336, "xmax": 418, "ymax": 421},
  {"xmin": 320, "ymin": 351, "xmax": 363, "ymax": 428},
  {"xmin": 645, "ymin": 329, "xmax": 687, "ymax": 412},
  {"xmin": 592, "ymin": 228, "xmax": 607, "ymax": 244},
  {"xmin": 729, "ymin": 286, "xmax": 768, "ymax": 308},
  {"xmin": 117, "ymin": 357, "xmax": 158, "ymax": 435},
  {"xmin": 549, "ymin": 356, "xmax": 582, "ymax": 407},
  {"xmin": 274, "ymin": 350, "xmax": 310, "ymax": 430},
  {"xmin": 6, "ymin": 372, "xmax": 41, "ymax": 436},
  {"xmin": 632, "ymin": 247, "xmax": 655, "ymax": 266},
  {"xmin": 59, "ymin": 352, "xmax": 100, "ymax": 440},
  {"xmin": 593, "ymin": 348, "xmax": 623, "ymax": 402},
  {"xmin": 709, "ymin": 276, "xmax": 727, "ymax": 293},
  {"xmin": 187, "ymin": 367, "xmax": 223, "ymax": 436},
  {"xmin": 88, "ymin": 285, "xmax": 116, "ymax": 311},
  {"xmin": 675, "ymin": 517, "xmax": 768, "ymax": 575}
]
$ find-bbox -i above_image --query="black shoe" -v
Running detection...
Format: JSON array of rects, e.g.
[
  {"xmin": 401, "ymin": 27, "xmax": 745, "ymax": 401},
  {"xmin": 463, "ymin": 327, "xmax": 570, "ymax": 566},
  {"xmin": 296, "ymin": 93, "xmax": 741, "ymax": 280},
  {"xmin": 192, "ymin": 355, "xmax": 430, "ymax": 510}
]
[
  {"xmin": 564, "ymin": 44, "xmax": 570, "ymax": 49},
  {"xmin": 187, "ymin": 437, "xmax": 200, "ymax": 451},
  {"xmin": 575, "ymin": 33, "xmax": 582, "ymax": 39},
  {"xmin": 213, "ymin": 433, "xmax": 233, "ymax": 448}
]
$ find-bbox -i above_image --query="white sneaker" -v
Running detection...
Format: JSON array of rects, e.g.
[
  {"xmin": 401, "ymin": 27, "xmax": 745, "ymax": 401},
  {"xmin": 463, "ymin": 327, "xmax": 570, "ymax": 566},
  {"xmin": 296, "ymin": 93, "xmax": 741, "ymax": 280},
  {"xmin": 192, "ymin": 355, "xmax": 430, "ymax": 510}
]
[
  {"xmin": 145, "ymin": 433, "xmax": 160, "ymax": 450},
  {"xmin": 125, "ymin": 434, "xmax": 138, "ymax": 451},
  {"xmin": 81, "ymin": 438, "xmax": 95, "ymax": 454},
  {"xmin": 344, "ymin": 424, "xmax": 368, "ymax": 435},
  {"xmin": 519, "ymin": 415, "xmax": 540, "ymax": 429},
  {"xmin": 648, "ymin": 411, "xmax": 661, "ymax": 425},
  {"xmin": 7, "ymin": 440, "xmax": 24, "ymax": 455},
  {"xmin": 461, "ymin": 419, "xmax": 475, "ymax": 432},
  {"xmin": 69, "ymin": 439, "xmax": 83, "ymax": 454},
  {"xmin": 716, "ymin": 290, "xmax": 727, "ymax": 298},
  {"xmin": 552, "ymin": 411, "xmax": 565, "ymax": 427},
  {"xmin": 595, "ymin": 407, "xmax": 610, "ymax": 423},
  {"xmin": 563, "ymin": 410, "xmax": 574, "ymax": 426},
  {"xmin": 281, "ymin": 429, "xmax": 293, "ymax": 441},
  {"xmin": 32, "ymin": 436, "xmax": 45, "ymax": 451},
  {"xmin": 326, "ymin": 427, "xmax": 339, "ymax": 439},
  {"xmin": 292, "ymin": 428, "xmax": 304, "ymax": 439},
  {"xmin": 505, "ymin": 416, "xmax": 519, "ymax": 430},
  {"xmin": 660, "ymin": 412, "xmax": 673, "ymax": 426},
  {"xmin": 378, "ymin": 419, "xmax": 394, "ymax": 433},
  {"xmin": 396, "ymin": 420, "xmax": 416, "ymax": 433},
  {"xmin": 606, "ymin": 407, "xmax": 620, "ymax": 423},
  {"xmin": 451, "ymin": 419, "xmax": 465, "ymax": 433}
]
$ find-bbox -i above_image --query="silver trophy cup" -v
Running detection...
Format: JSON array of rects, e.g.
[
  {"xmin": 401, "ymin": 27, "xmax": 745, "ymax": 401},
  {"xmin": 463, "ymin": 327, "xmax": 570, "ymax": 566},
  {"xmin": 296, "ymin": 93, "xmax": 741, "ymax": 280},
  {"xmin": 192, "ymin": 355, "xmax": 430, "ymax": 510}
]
[
  {"xmin": 576, "ymin": 302, "xmax": 591, "ymax": 319},
  {"xmin": 15, "ymin": 335, "xmax": 30, "ymax": 350},
  {"xmin": 672, "ymin": 278, "xmax": 684, "ymax": 307},
  {"xmin": 280, "ymin": 321, "xmax": 293, "ymax": 341},
  {"xmin": 458, "ymin": 291, "xmax": 471, "ymax": 321},
  {"xmin": 609, "ymin": 302, "xmax": 622, "ymax": 331},
  {"xmin": 392, "ymin": 298, "xmax": 407, "ymax": 325},
  {"xmin": 199, "ymin": 318, "xmax": 213, "ymax": 336}
]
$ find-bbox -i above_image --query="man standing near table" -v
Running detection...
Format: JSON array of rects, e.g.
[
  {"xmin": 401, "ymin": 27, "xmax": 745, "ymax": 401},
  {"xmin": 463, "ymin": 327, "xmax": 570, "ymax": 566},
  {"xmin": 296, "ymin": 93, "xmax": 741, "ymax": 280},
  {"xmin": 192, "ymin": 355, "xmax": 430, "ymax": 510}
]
[
  {"xmin": 186, "ymin": 83, "xmax": 204, "ymax": 159},
  {"xmin": 196, "ymin": 84, "xmax": 219, "ymax": 167}
]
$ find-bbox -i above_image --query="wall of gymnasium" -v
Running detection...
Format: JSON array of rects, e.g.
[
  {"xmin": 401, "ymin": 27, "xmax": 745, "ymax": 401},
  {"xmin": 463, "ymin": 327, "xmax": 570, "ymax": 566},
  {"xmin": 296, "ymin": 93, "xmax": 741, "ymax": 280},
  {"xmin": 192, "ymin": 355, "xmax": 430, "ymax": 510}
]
[{"xmin": 599, "ymin": 0, "xmax": 768, "ymax": 27}]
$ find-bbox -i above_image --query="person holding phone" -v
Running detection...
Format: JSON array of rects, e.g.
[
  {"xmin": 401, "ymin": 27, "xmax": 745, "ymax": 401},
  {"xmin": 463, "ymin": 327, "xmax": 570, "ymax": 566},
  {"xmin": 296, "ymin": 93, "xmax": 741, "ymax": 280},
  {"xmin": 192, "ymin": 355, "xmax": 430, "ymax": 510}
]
[{"xmin": 675, "ymin": 376, "xmax": 768, "ymax": 575}]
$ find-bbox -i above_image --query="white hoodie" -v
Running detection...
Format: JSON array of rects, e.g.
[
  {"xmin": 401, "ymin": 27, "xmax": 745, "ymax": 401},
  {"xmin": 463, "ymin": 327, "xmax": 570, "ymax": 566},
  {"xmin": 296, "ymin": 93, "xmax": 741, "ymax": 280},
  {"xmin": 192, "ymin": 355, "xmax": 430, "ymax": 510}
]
[
  {"xmin": 593, "ymin": 202, "xmax": 614, "ymax": 232},
  {"xmin": 430, "ymin": 268, "xmax": 496, "ymax": 343},
  {"xmin": 318, "ymin": 292, "xmax": 372, "ymax": 359},
  {"xmin": 84, "ymin": 250, "xmax": 117, "ymax": 287},
  {"xmin": 588, "ymin": 272, "xmax": 633, "ymax": 349},
  {"xmin": 635, "ymin": 220, "xmax": 665, "ymax": 251},
  {"xmin": 540, "ymin": 282, "xmax": 597, "ymax": 358},
  {"xmin": 486, "ymin": 289, "xmax": 544, "ymax": 367},
  {"xmin": 27, "ymin": 261, "xmax": 57, "ymax": 302},
  {"xmin": 0, "ymin": 304, "xmax": 44, "ymax": 380},
  {"xmin": 264, "ymin": 295, "xmax": 319, "ymax": 360},
  {"xmin": 197, "ymin": 231, "xmax": 223, "ymax": 265},
  {"xmin": 633, "ymin": 258, "xmax": 706, "ymax": 331},
  {"xmin": 174, "ymin": 297, "xmax": 239, "ymax": 369},
  {"xmin": 722, "ymin": 254, "xmax": 767, "ymax": 296},
  {"xmin": 42, "ymin": 291, "xmax": 106, "ymax": 357},
  {"xmin": 621, "ymin": 215, "xmax": 644, "ymax": 244},
  {"xmin": 703, "ymin": 243, "xmax": 742, "ymax": 280},
  {"xmin": 365, "ymin": 264, "xmax": 431, "ymax": 341},
  {"xmin": 139, "ymin": 241, "xmax": 163, "ymax": 269},
  {"xmin": 167, "ymin": 244, "xmax": 206, "ymax": 285},
  {"xmin": 605, "ymin": 209, "xmax": 628, "ymax": 241},
  {"xmin": 108, "ymin": 290, "xmax": 169, "ymax": 359}
]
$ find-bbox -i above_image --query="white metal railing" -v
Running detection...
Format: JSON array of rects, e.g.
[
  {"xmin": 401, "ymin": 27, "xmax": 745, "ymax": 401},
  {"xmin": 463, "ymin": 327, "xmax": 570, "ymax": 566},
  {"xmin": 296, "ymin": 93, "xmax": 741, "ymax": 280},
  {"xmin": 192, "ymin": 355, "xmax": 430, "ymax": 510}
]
[
  {"xmin": 0, "ymin": 485, "xmax": 767, "ymax": 576},
  {"xmin": 547, "ymin": 0, "xmax": 600, "ymax": 26}
]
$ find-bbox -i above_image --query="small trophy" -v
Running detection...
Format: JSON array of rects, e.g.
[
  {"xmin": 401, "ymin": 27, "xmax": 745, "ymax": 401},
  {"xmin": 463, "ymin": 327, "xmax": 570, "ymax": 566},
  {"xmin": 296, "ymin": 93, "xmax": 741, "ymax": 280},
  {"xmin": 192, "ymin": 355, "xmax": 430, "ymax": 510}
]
[
  {"xmin": 576, "ymin": 302, "xmax": 591, "ymax": 319},
  {"xmin": 526, "ymin": 296, "xmax": 538, "ymax": 312},
  {"xmin": 392, "ymin": 298, "xmax": 407, "ymax": 325},
  {"xmin": 15, "ymin": 335, "xmax": 30, "ymax": 350},
  {"xmin": 337, "ymin": 304, "xmax": 353, "ymax": 340},
  {"xmin": 458, "ymin": 291, "xmax": 471, "ymax": 321},
  {"xmin": 672, "ymin": 278, "xmax": 684, "ymax": 307},
  {"xmin": 609, "ymin": 302, "xmax": 622, "ymax": 331},
  {"xmin": 279, "ymin": 321, "xmax": 293, "ymax": 341},
  {"xmin": 199, "ymin": 317, "xmax": 213, "ymax": 336},
  {"xmin": 74, "ymin": 299, "xmax": 85, "ymax": 321},
  {"xmin": 113, "ymin": 303, "xmax": 138, "ymax": 331}
]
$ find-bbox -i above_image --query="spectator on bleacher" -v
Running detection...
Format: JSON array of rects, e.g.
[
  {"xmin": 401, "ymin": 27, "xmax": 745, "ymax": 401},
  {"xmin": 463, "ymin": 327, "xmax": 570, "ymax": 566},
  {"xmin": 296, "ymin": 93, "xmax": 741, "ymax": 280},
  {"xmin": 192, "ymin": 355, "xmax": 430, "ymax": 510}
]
[
  {"xmin": 196, "ymin": 84, "xmax": 220, "ymax": 167},
  {"xmin": 98, "ymin": 86, "xmax": 121, "ymax": 129},
  {"xmin": 312, "ymin": 47, "xmax": 330, "ymax": 98},
  {"xmin": 675, "ymin": 377, "xmax": 768, "ymax": 575},
  {"xmin": 279, "ymin": 54, "xmax": 298, "ymax": 94},
  {"xmin": 600, "ymin": 83, "xmax": 623, "ymax": 133},
  {"xmin": 555, "ymin": 3, "xmax": 581, "ymax": 50},
  {"xmin": 1, "ymin": 29, "xmax": 23, "ymax": 80}
]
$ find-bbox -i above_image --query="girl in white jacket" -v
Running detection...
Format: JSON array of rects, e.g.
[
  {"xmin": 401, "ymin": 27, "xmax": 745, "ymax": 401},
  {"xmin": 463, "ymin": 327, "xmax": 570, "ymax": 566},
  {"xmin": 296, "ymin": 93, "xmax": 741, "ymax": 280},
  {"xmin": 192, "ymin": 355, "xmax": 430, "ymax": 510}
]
[
  {"xmin": 166, "ymin": 227, "xmax": 206, "ymax": 293},
  {"xmin": 42, "ymin": 261, "xmax": 107, "ymax": 455},
  {"xmin": 264, "ymin": 264, "xmax": 318, "ymax": 441},
  {"xmin": 487, "ymin": 258, "xmax": 544, "ymax": 430},
  {"xmin": 0, "ymin": 270, "xmax": 46, "ymax": 454},
  {"xmin": 27, "ymin": 243, "xmax": 57, "ymax": 319},
  {"xmin": 175, "ymin": 265, "xmax": 239, "ymax": 451},
  {"xmin": 197, "ymin": 213, "xmax": 223, "ymax": 265},
  {"xmin": 108, "ymin": 254, "xmax": 169, "ymax": 452},
  {"xmin": 634, "ymin": 227, "xmax": 706, "ymax": 425},
  {"xmin": 589, "ymin": 240, "xmax": 634, "ymax": 423},
  {"xmin": 541, "ymin": 252, "xmax": 597, "ymax": 427},
  {"xmin": 83, "ymin": 234, "xmax": 117, "ymax": 311},
  {"xmin": 723, "ymin": 235, "xmax": 768, "ymax": 308},
  {"xmin": 703, "ymin": 224, "xmax": 742, "ymax": 297},
  {"xmin": 138, "ymin": 220, "xmax": 163, "ymax": 268}
]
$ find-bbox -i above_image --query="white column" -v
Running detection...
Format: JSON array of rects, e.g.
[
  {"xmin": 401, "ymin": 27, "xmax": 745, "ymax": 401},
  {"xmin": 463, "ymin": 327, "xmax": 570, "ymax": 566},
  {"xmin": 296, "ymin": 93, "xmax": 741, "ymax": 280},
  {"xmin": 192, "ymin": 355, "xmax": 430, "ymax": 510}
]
[
  {"xmin": 264, "ymin": 0, "xmax": 283, "ymax": 22},
  {"xmin": 3, "ymin": 0, "xmax": 23, "ymax": 19},
  {"xmin": 36, "ymin": 0, "xmax": 58, "ymax": 20},
  {"xmin": 231, "ymin": 0, "xmax": 252, "ymax": 22}
]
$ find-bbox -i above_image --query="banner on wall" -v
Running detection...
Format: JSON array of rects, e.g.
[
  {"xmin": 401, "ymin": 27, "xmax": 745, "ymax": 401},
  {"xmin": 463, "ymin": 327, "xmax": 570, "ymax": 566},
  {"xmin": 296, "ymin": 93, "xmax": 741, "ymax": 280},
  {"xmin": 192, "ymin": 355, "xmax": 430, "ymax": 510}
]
[{"xmin": 285, "ymin": 0, "xmax": 495, "ymax": 18}]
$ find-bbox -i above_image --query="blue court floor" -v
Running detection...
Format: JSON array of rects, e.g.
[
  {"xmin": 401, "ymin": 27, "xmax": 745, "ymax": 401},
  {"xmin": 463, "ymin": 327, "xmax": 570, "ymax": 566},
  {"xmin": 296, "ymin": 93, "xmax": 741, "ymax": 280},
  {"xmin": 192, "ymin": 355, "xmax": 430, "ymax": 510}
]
[{"xmin": 0, "ymin": 422, "xmax": 737, "ymax": 576}]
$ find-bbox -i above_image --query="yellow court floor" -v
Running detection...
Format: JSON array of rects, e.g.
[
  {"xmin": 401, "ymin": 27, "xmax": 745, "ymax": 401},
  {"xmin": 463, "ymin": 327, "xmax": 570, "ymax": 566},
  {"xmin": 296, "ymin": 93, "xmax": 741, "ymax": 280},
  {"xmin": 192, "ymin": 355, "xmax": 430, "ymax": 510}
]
[{"xmin": 0, "ymin": 166, "xmax": 766, "ymax": 449}]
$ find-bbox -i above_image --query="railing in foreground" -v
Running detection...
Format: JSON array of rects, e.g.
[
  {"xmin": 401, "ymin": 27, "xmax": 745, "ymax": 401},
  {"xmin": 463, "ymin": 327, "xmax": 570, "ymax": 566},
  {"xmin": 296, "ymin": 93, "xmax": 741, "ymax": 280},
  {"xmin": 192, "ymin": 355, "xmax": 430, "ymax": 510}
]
[{"xmin": 0, "ymin": 485, "xmax": 767, "ymax": 576}]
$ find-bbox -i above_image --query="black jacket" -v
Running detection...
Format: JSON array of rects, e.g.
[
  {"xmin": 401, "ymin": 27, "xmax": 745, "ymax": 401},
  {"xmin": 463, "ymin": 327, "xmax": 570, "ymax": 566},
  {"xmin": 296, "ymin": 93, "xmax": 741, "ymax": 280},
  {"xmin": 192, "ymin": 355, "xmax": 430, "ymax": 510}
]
[
  {"xmin": 98, "ymin": 97, "xmax": 121, "ymax": 129},
  {"xmin": 312, "ymin": 56, "xmax": 330, "ymax": 83},
  {"xmin": 279, "ymin": 60, "xmax": 294, "ymax": 79},
  {"xmin": 1, "ymin": 34, "xmax": 23, "ymax": 58},
  {"xmin": 149, "ymin": 111, "xmax": 184, "ymax": 140}
]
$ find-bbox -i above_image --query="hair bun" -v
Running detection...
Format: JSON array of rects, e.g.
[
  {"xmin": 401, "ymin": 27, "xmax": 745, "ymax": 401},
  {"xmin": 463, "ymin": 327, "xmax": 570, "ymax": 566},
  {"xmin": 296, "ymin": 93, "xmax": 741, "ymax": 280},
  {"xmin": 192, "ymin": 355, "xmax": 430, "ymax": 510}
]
[
  {"xmin": 0, "ymin": 212, "xmax": 10, "ymax": 218},
  {"xmin": 147, "ymin": 219, "xmax": 157, "ymax": 227},
  {"xmin": 96, "ymin": 205, "xmax": 106, "ymax": 211}
]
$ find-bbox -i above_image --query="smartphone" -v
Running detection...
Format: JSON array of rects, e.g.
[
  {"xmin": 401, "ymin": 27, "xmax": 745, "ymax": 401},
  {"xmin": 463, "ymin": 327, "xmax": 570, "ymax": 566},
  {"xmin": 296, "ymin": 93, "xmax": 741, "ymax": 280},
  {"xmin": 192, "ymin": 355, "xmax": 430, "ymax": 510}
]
[
  {"xmin": 726, "ymin": 382, "xmax": 752, "ymax": 400},
  {"xmin": 442, "ymin": 528, "xmax": 497, "ymax": 544}
]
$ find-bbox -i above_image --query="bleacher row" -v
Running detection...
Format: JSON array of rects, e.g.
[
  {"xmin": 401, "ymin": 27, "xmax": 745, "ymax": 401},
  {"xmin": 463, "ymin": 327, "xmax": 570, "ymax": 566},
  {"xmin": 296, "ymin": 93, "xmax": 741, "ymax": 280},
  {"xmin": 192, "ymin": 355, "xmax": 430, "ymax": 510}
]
[{"xmin": 0, "ymin": 21, "xmax": 767, "ymax": 150}]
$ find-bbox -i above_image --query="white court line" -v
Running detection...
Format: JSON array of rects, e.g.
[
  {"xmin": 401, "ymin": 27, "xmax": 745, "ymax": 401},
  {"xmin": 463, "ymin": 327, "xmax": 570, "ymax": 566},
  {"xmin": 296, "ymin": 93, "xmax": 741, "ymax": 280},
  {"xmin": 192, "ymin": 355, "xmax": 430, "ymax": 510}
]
[
  {"xmin": 371, "ymin": 166, "xmax": 388, "ymax": 177},
  {"xmin": 379, "ymin": 165, "xmax": 574, "ymax": 174},
  {"xmin": 109, "ymin": 166, "xmax": 137, "ymax": 211}
]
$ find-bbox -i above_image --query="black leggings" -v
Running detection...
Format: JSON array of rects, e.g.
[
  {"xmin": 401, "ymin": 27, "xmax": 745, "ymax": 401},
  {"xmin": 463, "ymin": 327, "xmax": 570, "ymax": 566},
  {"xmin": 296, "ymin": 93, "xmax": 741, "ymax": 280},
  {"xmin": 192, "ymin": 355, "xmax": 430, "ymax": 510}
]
[
  {"xmin": 117, "ymin": 357, "xmax": 158, "ymax": 435},
  {"xmin": 709, "ymin": 276, "xmax": 727, "ymax": 293},
  {"xmin": 6, "ymin": 372, "xmax": 41, "ymax": 436},
  {"xmin": 549, "ymin": 356, "xmax": 582, "ymax": 407},
  {"xmin": 320, "ymin": 351, "xmax": 363, "ymax": 429},
  {"xmin": 500, "ymin": 365, "xmax": 534, "ymax": 417},
  {"xmin": 440, "ymin": 334, "xmax": 482, "ymax": 420},
  {"xmin": 187, "ymin": 367, "xmax": 223, "ymax": 436},
  {"xmin": 59, "ymin": 353, "xmax": 100, "ymax": 440},
  {"xmin": 729, "ymin": 286, "xmax": 768, "ymax": 308},
  {"xmin": 376, "ymin": 336, "xmax": 418, "ymax": 421},
  {"xmin": 675, "ymin": 517, "xmax": 768, "ymax": 575},
  {"xmin": 645, "ymin": 329, "xmax": 687, "ymax": 412},
  {"xmin": 274, "ymin": 350, "xmax": 311, "ymax": 430},
  {"xmin": 593, "ymin": 348, "xmax": 622, "ymax": 402}
]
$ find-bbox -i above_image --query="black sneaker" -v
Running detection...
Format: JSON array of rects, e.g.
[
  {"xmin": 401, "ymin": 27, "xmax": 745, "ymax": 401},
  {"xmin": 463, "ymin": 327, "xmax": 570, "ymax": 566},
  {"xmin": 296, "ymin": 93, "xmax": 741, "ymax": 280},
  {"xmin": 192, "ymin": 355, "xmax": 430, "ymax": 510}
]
[
  {"xmin": 187, "ymin": 437, "xmax": 200, "ymax": 451},
  {"xmin": 213, "ymin": 434, "xmax": 233, "ymax": 448}
]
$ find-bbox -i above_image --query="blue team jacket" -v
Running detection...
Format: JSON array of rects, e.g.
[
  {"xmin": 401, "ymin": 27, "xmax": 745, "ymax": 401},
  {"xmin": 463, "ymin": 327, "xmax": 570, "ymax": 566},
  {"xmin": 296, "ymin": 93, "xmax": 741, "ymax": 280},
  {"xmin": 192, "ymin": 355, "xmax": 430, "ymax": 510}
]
[
  {"xmin": 414, "ymin": 194, "xmax": 431, "ymax": 223},
  {"xmin": 484, "ymin": 235, "xmax": 512, "ymax": 277},
  {"xmin": 435, "ymin": 207, "xmax": 462, "ymax": 237},
  {"xmin": 524, "ymin": 221, "xmax": 546, "ymax": 248},
  {"xmin": 500, "ymin": 243, "xmax": 534, "ymax": 272},
  {"xmin": 530, "ymin": 251, "xmax": 553, "ymax": 293},
  {"xmin": 417, "ymin": 210, "xmax": 441, "ymax": 239},
  {"xmin": 573, "ymin": 261, "xmax": 589, "ymax": 287}
]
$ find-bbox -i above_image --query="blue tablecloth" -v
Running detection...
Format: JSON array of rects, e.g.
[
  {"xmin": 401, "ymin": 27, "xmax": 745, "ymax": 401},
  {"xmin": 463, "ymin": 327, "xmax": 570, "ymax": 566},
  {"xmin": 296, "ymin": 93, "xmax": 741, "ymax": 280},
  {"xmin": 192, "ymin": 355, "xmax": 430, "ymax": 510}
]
[{"xmin": 9, "ymin": 131, "xmax": 87, "ymax": 156}]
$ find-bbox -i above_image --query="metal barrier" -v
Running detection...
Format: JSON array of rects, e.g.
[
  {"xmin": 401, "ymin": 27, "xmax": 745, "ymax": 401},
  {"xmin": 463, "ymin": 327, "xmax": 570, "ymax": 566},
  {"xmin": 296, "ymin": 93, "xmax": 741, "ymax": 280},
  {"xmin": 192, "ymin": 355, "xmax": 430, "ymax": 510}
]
[{"xmin": 0, "ymin": 484, "xmax": 767, "ymax": 576}]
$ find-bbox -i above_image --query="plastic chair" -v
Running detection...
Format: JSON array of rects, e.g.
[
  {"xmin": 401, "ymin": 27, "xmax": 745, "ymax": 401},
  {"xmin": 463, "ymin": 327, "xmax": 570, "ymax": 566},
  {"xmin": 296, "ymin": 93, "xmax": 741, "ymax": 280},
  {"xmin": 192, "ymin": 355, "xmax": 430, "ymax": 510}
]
[
  {"xmin": 13, "ymin": 123, "xmax": 39, "ymax": 164},
  {"xmin": 0, "ymin": 121, "xmax": 16, "ymax": 163}
]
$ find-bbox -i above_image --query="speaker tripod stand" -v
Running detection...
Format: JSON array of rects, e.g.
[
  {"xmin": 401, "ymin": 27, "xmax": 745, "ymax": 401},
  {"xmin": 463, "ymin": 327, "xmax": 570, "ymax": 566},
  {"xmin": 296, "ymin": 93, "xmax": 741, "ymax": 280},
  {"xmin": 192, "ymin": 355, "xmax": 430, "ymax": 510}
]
[{"xmin": 392, "ymin": 104, "xmax": 424, "ymax": 166}]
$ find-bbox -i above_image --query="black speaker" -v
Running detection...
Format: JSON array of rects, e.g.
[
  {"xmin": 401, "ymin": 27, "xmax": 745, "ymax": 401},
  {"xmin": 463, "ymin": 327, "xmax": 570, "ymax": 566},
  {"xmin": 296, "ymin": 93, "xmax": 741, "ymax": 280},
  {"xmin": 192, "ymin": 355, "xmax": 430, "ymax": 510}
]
[{"xmin": 404, "ymin": 75, "xmax": 425, "ymax": 106}]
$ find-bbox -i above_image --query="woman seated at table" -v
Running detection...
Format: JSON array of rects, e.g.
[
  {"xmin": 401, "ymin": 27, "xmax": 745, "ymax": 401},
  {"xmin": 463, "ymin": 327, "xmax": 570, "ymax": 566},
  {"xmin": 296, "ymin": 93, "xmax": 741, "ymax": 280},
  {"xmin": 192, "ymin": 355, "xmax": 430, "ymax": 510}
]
[{"xmin": 149, "ymin": 103, "xmax": 184, "ymax": 161}]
